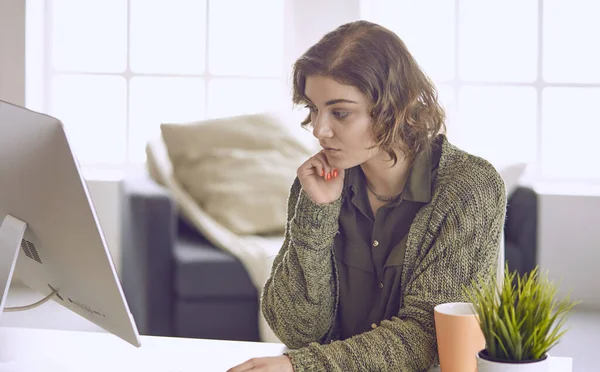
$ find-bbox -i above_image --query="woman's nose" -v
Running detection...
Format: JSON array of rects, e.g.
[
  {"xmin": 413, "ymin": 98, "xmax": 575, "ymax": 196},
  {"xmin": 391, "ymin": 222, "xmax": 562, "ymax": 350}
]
[{"xmin": 312, "ymin": 115, "xmax": 333, "ymax": 139}]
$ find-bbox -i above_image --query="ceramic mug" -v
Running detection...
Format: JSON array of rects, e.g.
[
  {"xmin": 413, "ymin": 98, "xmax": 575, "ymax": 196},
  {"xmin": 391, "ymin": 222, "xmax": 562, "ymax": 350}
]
[{"xmin": 434, "ymin": 302, "xmax": 485, "ymax": 372}]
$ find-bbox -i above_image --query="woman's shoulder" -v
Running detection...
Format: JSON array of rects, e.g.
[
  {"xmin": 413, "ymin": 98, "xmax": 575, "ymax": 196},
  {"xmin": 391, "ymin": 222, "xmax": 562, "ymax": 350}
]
[{"xmin": 433, "ymin": 136, "xmax": 507, "ymax": 208}]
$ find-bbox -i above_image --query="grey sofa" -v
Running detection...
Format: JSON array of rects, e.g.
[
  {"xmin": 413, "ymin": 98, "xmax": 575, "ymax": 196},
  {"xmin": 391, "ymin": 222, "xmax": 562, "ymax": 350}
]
[
  {"xmin": 121, "ymin": 174, "xmax": 539, "ymax": 341},
  {"xmin": 120, "ymin": 174, "xmax": 259, "ymax": 341}
]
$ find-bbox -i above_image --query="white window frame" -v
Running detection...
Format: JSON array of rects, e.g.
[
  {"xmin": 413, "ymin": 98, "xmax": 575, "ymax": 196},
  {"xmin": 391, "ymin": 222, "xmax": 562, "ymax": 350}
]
[
  {"xmin": 361, "ymin": 0, "xmax": 600, "ymax": 186},
  {"xmin": 28, "ymin": 0, "xmax": 296, "ymax": 173}
]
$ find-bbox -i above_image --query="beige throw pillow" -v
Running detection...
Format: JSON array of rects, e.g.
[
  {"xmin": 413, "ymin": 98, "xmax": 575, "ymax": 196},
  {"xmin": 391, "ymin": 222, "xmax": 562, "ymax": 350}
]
[
  {"xmin": 160, "ymin": 112, "xmax": 311, "ymax": 235},
  {"xmin": 176, "ymin": 148, "xmax": 304, "ymax": 235},
  {"xmin": 161, "ymin": 112, "xmax": 312, "ymax": 161}
]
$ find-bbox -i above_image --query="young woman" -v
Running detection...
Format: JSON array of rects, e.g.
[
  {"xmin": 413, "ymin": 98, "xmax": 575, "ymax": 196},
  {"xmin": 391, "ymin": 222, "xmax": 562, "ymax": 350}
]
[{"xmin": 229, "ymin": 20, "xmax": 506, "ymax": 372}]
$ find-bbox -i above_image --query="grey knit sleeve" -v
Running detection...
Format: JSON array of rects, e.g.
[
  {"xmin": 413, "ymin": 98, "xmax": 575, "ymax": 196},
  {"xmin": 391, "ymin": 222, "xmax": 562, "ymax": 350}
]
[{"xmin": 261, "ymin": 178, "xmax": 342, "ymax": 349}]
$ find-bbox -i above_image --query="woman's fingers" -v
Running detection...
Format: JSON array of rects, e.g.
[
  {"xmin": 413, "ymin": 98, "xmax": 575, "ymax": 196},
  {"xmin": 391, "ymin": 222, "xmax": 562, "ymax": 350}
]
[
  {"xmin": 314, "ymin": 151, "xmax": 337, "ymax": 180},
  {"xmin": 226, "ymin": 358, "xmax": 255, "ymax": 371},
  {"xmin": 297, "ymin": 152, "xmax": 340, "ymax": 181},
  {"xmin": 307, "ymin": 157, "xmax": 325, "ymax": 178}
]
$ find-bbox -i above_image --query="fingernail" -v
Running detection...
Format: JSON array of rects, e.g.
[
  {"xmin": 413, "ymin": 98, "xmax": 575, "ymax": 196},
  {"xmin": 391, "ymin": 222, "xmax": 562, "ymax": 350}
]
[
  {"xmin": 333, "ymin": 169, "xmax": 338, "ymax": 178},
  {"xmin": 326, "ymin": 172, "xmax": 331, "ymax": 181},
  {"xmin": 321, "ymin": 169, "xmax": 325, "ymax": 177}
]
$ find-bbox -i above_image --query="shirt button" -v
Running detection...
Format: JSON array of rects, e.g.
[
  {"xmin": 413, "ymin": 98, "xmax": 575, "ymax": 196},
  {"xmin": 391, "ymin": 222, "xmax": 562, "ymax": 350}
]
[
  {"xmin": 371, "ymin": 323, "xmax": 377, "ymax": 329},
  {"xmin": 372, "ymin": 240, "xmax": 379, "ymax": 247},
  {"xmin": 379, "ymin": 282, "xmax": 384, "ymax": 289}
]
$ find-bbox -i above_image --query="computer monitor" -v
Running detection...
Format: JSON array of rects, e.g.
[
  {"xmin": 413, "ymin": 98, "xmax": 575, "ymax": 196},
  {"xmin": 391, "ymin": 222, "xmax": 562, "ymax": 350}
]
[{"xmin": 0, "ymin": 100, "xmax": 141, "ymax": 347}]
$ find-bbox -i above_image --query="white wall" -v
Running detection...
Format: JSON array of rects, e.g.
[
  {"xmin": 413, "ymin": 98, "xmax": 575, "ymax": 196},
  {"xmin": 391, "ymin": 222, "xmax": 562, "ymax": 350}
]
[
  {"xmin": 0, "ymin": 0, "xmax": 26, "ymax": 106},
  {"xmin": 85, "ymin": 176, "xmax": 123, "ymax": 277},
  {"xmin": 538, "ymin": 191, "xmax": 600, "ymax": 309}
]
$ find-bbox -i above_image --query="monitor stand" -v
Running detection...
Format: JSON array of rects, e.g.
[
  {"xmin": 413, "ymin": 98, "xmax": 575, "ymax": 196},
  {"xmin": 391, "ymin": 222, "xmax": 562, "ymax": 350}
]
[
  {"xmin": 0, "ymin": 215, "xmax": 27, "ymax": 317},
  {"xmin": 0, "ymin": 215, "xmax": 59, "ymax": 321}
]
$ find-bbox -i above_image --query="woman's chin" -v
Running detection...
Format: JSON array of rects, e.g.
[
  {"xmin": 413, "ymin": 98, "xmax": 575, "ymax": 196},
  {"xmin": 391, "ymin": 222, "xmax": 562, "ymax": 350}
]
[
  {"xmin": 328, "ymin": 159, "xmax": 353, "ymax": 171},
  {"xmin": 325, "ymin": 156, "xmax": 342, "ymax": 169},
  {"xmin": 324, "ymin": 152, "xmax": 359, "ymax": 171}
]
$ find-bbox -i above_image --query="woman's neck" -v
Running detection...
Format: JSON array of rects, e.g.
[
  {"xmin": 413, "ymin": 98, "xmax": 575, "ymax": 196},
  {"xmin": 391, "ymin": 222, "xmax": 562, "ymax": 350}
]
[{"xmin": 360, "ymin": 150, "xmax": 411, "ymax": 199}]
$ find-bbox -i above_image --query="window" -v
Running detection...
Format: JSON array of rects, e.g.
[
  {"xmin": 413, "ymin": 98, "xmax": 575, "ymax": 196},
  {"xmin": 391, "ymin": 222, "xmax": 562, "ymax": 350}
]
[
  {"xmin": 362, "ymin": 0, "xmax": 600, "ymax": 183},
  {"xmin": 33, "ymin": 0, "xmax": 290, "ymax": 167}
]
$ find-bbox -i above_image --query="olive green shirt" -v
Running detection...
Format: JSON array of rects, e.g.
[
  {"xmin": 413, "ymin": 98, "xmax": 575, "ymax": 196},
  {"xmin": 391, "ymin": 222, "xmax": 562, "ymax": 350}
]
[{"xmin": 335, "ymin": 141, "xmax": 442, "ymax": 340}]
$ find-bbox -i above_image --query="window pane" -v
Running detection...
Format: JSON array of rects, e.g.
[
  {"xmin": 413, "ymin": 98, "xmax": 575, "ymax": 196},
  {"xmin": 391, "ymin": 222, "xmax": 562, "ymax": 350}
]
[
  {"xmin": 208, "ymin": 0, "xmax": 284, "ymax": 77},
  {"xmin": 208, "ymin": 78, "xmax": 287, "ymax": 119},
  {"xmin": 436, "ymin": 84, "xmax": 457, "ymax": 136},
  {"xmin": 459, "ymin": 0, "xmax": 537, "ymax": 82},
  {"xmin": 130, "ymin": 0, "xmax": 207, "ymax": 74},
  {"xmin": 51, "ymin": 0, "xmax": 126, "ymax": 72},
  {"xmin": 456, "ymin": 86, "xmax": 537, "ymax": 164},
  {"xmin": 366, "ymin": 0, "xmax": 455, "ymax": 82},
  {"xmin": 129, "ymin": 77, "xmax": 206, "ymax": 163},
  {"xmin": 543, "ymin": 0, "xmax": 600, "ymax": 83},
  {"xmin": 51, "ymin": 75, "xmax": 127, "ymax": 164},
  {"xmin": 542, "ymin": 88, "xmax": 600, "ymax": 180}
]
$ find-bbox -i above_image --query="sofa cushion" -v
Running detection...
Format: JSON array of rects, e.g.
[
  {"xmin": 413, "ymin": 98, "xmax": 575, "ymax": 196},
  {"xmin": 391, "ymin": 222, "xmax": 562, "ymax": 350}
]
[
  {"xmin": 504, "ymin": 240, "xmax": 524, "ymax": 276},
  {"xmin": 173, "ymin": 221, "xmax": 257, "ymax": 300}
]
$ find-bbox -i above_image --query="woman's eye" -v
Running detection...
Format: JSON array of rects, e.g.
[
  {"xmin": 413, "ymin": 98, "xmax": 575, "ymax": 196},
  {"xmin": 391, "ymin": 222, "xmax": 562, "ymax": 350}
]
[{"xmin": 333, "ymin": 111, "xmax": 349, "ymax": 120}]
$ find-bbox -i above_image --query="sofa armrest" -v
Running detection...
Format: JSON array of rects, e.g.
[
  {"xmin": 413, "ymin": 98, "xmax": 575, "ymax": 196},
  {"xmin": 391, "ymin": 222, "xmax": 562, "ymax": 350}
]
[
  {"xmin": 504, "ymin": 186, "xmax": 538, "ymax": 274},
  {"xmin": 121, "ymin": 174, "xmax": 176, "ymax": 336}
]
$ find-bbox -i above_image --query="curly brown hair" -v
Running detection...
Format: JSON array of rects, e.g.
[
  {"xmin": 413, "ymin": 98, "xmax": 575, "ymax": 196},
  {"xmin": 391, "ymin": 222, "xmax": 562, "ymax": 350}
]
[{"xmin": 292, "ymin": 20, "xmax": 446, "ymax": 164}]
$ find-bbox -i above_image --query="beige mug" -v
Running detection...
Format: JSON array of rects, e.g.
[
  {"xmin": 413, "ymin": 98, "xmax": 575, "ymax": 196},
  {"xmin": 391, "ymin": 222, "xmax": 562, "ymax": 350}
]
[{"xmin": 434, "ymin": 302, "xmax": 485, "ymax": 372}]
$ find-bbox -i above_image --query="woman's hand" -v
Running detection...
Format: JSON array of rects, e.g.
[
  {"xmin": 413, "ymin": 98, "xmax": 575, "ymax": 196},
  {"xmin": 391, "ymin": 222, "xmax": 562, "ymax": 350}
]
[
  {"xmin": 297, "ymin": 151, "xmax": 344, "ymax": 205},
  {"xmin": 226, "ymin": 356, "xmax": 293, "ymax": 372}
]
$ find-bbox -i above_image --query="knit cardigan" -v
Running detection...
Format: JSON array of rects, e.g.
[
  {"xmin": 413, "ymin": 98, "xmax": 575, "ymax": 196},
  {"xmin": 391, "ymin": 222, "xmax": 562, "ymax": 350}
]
[{"xmin": 261, "ymin": 136, "xmax": 507, "ymax": 371}]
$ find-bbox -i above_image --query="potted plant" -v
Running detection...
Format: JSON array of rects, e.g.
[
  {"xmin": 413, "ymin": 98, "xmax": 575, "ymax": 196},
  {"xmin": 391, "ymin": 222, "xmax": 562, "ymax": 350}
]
[{"xmin": 464, "ymin": 264, "xmax": 579, "ymax": 372}]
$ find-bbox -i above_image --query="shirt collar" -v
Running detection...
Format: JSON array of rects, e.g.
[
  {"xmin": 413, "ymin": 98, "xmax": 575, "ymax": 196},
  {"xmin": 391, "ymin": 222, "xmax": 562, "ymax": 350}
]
[
  {"xmin": 402, "ymin": 145, "xmax": 434, "ymax": 203},
  {"xmin": 345, "ymin": 143, "xmax": 436, "ymax": 205}
]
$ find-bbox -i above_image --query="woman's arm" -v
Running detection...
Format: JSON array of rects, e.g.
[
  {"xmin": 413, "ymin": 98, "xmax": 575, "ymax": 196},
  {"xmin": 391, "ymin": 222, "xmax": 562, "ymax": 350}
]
[
  {"xmin": 284, "ymin": 168, "xmax": 507, "ymax": 371},
  {"xmin": 261, "ymin": 178, "xmax": 342, "ymax": 349}
]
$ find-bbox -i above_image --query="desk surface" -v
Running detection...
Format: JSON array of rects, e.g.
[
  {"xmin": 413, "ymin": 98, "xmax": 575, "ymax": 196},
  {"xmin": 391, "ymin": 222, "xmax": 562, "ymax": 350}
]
[
  {"xmin": 0, "ymin": 327, "xmax": 572, "ymax": 372},
  {"xmin": 0, "ymin": 327, "xmax": 286, "ymax": 372}
]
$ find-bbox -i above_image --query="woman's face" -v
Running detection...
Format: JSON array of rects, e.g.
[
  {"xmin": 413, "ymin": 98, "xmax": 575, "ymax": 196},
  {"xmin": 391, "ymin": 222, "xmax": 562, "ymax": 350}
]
[{"xmin": 304, "ymin": 75, "xmax": 379, "ymax": 170}]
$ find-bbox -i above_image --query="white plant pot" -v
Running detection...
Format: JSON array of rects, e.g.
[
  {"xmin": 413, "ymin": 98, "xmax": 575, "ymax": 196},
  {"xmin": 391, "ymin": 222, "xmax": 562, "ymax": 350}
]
[{"xmin": 476, "ymin": 350, "xmax": 550, "ymax": 372}]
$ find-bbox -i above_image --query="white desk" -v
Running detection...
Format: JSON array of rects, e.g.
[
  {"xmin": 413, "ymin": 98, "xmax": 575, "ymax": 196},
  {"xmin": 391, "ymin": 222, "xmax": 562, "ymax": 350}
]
[
  {"xmin": 0, "ymin": 327, "xmax": 572, "ymax": 371},
  {"xmin": 0, "ymin": 327, "xmax": 286, "ymax": 372}
]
